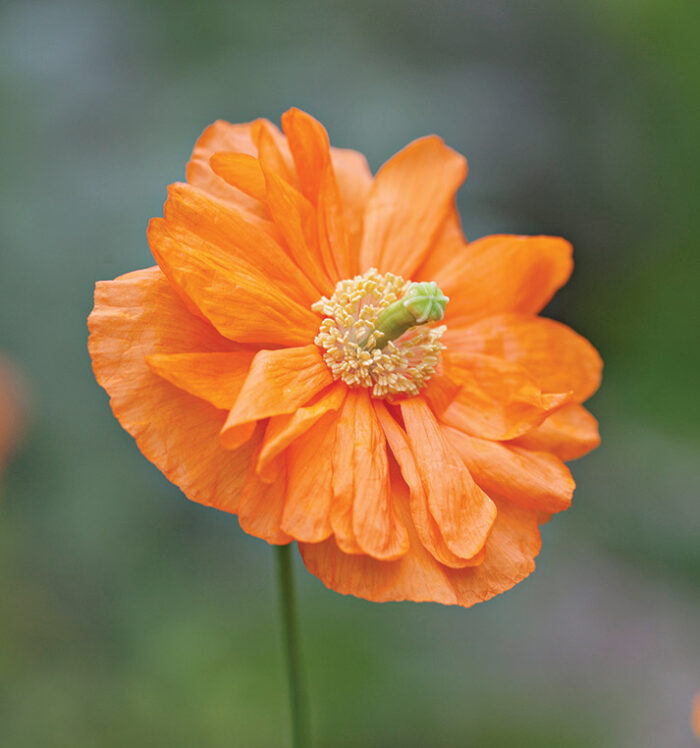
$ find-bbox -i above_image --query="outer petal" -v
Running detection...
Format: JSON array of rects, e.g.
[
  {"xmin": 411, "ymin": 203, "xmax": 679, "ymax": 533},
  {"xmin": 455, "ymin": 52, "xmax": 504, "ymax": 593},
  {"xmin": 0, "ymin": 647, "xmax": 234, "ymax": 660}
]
[
  {"xmin": 163, "ymin": 182, "xmax": 320, "ymax": 305},
  {"xmin": 443, "ymin": 425, "xmax": 574, "ymax": 514},
  {"xmin": 209, "ymin": 152, "xmax": 267, "ymax": 202},
  {"xmin": 414, "ymin": 207, "xmax": 468, "ymax": 282},
  {"xmin": 281, "ymin": 410, "xmax": 339, "ymax": 542},
  {"xmin": 444, "ymin": 313, "xmax": 602, "ymax": 402},
  {"xmin": 148, "ymin": 218, "xmax": 319, "ymax": 346},
  {"xmin": 332, "ymin": 391, "xmax": 409, "ymax": 561},
  {"xmin": 510, "ymin": 403, "xmax": 600, "ymax": 461},
  {"xmin": 358, "ymin": 136, "xmax": 468, "ymax": 277},
  {"xmin": 220, "ymin": 345, "xmax": 332, "ymax": 449},
  {"xmin": 400, "ymin": 397, "xmax": 496, "ymax": 561},
  {"xmin": 374, "ymin": 402, "xmax": 477, "ymax": 569},
  {"xmin": 88, "ymin": 267, "xmax": 255, "ymax": 514},
  {"xmin": 300, "ymin": 487, "xmax": 541, "ymax": 608},
  {"xmin": 238, "ymin": 444, "xmax": 292, "ymax": 545},
  {"xmin": 438, "ymin": 352, "xmax": 570, "ymax": 441},
  {"xmin": 146, "ymin": 351, "xmax": 255, "ymax": 411},
  {"xmin": 434, "ymin": 235, "xmax": 573, "ymax": 323}
]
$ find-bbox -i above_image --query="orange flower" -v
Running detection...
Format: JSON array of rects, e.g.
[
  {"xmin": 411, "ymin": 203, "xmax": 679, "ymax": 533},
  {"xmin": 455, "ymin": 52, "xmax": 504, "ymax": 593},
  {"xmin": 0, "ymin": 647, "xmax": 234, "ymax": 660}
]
[{"xmin": 88, "ymin": 108, "xmax": 601, "ymax": 607}]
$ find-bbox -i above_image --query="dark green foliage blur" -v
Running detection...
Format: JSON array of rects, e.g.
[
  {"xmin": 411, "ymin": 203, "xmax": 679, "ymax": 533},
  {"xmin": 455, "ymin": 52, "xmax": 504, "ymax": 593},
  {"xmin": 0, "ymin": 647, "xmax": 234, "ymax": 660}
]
[{"xmin": 0, "ymin": 1, "xmax": 698, "ymax": 746}]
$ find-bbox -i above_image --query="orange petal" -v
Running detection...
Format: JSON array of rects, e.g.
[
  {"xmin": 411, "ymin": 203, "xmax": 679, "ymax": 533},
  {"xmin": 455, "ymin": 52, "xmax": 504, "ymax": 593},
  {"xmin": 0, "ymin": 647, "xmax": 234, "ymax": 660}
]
[
  {"xmin": 238, "ymin": 444, "xmax": 292, "ymax": 545},
  {"xmin": 281, "ymin": 410, "xmax": 339, "ymax": 542},
  {"xmin": 0, "ymin": 357, "xmax": 27, "ymax": 473},
  {"xmin": 414, "ymin": 206, "xmax": 468, "ymax": 281},
  {"xmin": 257, "ymin": 382, "xmax": 347, "ymax": 482},
  {"xmin": 400, "ymin": 397, "xmax": 497, "ymax": 560},
  {"xmin": 146, "ymin": 351, "xmax": 255, "ymax": 411},
  {"xmin": 359, "ymin": 136, "xmax": 467, "ymax": 277},
  {"xmin": 444, "ymin": 313, "xmax": 602, "ymax": 402},
  {"xmin": 510, "ymin": 404, "xmax": 600, "ymax": 461},
  {"xmin": 262, "ymin": 169, "xmax": 335, "ymax": 296},
  {"xmin": 331, "ymin": 391, "xmax": 409, "ymax": 561},
  {"xmin": 252, "ymin": 119, "xmax": 297, "ymax": 187},
  {"xmin": 220, "ymin": 345, "xmax": 332, "ymax": 449},
  {"xmin": 88, "ymin": 267, "xmax": 256, "ymax": 515},
  {"xmin": 163, "ymin": 182, "xmax": 320, "ymax": 305},
  {"xmin": 148, "ymin": 218, "xmax": 319, "ymax": 346},
  {"xmin": 434, "ymin": 235, "xmax": 573, "ymax": 323},
  {"xmin": 374, "ymin": 401, "xmax": 476, "ymax": 569},
  {"xmin": 299, "ymin": 488, "xmax": 540, "ymax": 608},
  {"xmin": 329, "ymin": 146, "xmax": 372, "ymax": 264},
  {"xmin": 443, "ymin": 425, "xmax": 574, "ymax": 514},
  {"xmin": 209, "ymin": 152, "xmax": 267, "ymax": 202},
  {"xmin": 186, "ymin": 120, "xmax": 264, "ymax": 218},
  {"xmin": 441, "ymin": 352, "xmax": 570, "ymax": 441}
]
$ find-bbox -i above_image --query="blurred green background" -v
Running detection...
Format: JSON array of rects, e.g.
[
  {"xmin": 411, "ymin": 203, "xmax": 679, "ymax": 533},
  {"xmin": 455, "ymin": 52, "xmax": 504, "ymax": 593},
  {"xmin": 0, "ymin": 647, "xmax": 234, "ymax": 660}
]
[{"xmin": 1, "ymin": 1, "xmax": 698, "ymax": 746}]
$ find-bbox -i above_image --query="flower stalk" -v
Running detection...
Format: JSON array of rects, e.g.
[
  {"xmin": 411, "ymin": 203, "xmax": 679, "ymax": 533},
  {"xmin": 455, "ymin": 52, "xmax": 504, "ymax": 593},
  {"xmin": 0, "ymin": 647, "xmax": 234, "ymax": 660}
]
[{"xmin": 276, "ymin": 543, "xmax": 310, "ymax": 748}]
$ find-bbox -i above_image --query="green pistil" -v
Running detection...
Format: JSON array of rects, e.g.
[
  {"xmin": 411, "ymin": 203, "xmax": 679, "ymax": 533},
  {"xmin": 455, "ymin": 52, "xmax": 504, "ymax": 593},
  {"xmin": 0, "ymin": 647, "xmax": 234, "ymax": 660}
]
[{"xmin": 364, "ymin": 281, "xmax": 449, "ymax": 350}]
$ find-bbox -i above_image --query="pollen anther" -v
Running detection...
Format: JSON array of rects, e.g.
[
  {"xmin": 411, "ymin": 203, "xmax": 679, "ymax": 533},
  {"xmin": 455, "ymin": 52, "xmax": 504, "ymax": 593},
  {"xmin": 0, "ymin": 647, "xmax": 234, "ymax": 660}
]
[{"xmin": 312, "ymin": 269, "xmax": 446, "ymax": 397}]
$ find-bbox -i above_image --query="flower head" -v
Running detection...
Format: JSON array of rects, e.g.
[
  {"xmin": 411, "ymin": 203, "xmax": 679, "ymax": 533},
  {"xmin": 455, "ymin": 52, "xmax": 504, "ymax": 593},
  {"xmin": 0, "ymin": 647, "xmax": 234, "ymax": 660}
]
[{"xmin": 88, "ymin": 108, "xmax": 602, "ymax": 607}]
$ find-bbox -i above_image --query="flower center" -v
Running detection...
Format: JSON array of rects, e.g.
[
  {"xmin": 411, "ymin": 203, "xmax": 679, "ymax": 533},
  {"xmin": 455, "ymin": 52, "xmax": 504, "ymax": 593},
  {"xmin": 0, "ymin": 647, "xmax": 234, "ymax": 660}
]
[{"xmin": 312, "ymin": 269, "xmax": 448, "ymax": 397}]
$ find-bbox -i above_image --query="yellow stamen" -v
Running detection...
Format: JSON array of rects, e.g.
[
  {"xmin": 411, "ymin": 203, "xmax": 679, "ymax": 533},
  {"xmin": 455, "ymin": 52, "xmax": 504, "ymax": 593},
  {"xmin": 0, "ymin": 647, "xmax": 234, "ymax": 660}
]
[{"xmin": 312, "ymin": 269, "xmax": 446, "ymax": 397}]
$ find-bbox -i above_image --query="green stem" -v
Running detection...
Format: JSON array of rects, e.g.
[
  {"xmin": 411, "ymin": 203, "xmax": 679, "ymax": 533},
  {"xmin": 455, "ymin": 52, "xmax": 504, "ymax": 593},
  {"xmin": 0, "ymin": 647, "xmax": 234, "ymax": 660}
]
[{"xmin": 276, "ymin": 543, "xmax": 310, "ymax": 748}]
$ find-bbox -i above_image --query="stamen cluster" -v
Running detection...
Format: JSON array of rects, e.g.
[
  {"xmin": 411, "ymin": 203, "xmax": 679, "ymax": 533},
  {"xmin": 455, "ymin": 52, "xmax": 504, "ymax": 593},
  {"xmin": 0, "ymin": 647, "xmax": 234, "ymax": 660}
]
[{"xmin": 312, "ymin": 269, "xmax": 446, "ymax": 397}]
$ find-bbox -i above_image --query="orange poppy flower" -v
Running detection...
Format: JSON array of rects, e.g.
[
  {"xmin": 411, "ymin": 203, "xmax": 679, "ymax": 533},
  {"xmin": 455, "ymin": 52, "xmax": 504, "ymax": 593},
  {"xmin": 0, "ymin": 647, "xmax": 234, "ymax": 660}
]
[{"xmin": 88, "ymin": 108, "xmax": 601, "ymax": 607}]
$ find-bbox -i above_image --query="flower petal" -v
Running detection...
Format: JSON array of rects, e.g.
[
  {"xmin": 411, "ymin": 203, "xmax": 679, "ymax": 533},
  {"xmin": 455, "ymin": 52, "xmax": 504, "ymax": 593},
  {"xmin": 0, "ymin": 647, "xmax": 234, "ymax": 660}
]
[
  {"xmin": 163, "ymin": 182, "xmax": 320, "ymax": 305},
  {"xmin": 148, "ymin": 218, "xmax": 319, "ymax": 346},
  {"xmin": 434, "ymin": 235, "xmax": 573, "ymax": 323},
  {"xmin": 220, "ymin": 345, "xmax": 332, "ymax": 450},
  {"xmin": 281, "ymin": 108, "xmax": 352, "ymax": 281},
  {"xmin": 414, "ymin": 207, "xmax": 467, "ymax": 281},
  {"xmin": 374, "ymin": 401, "xmax": 476, "ymax": 569},
  {"xmin": 400, "ymin": 397, "xmax": 496, "ymax": 561},
  {"xmin": 329, "ymin": 146, "xmax": 372, "ymax": 261},
  {"xmin": 186, "ymin": 119, "xmax": 264, "ymax": 217},
  {"xmin": 299, "ymin": 489, "xmax": 540, "ymax": 608},
  {"xmin": 509, "ymin": 404, "xmax": 600, "ymax": 461},
  {"xmin": 281, "ymin": 410, "xmax": 339, "ymax": 542},
  {"xmin": 88, "ymin": 267, "xmax": 256, "ymax": 514},
  {"xmin": 443, "ymin": 425, "xmax": 574, "ymax": 514},
  {"xmin": 444, "ymin": 313, "xmax": 602, "ymax": 402},
  {"xmin": 358, "ymin": 136, "xmax": 468, "ymax": 277},
  {"xmin": 146, "ymin": 351, "xmax": 255, "ymax": 411},
  {"xmin": 331, "ymin": 391, "xmax": 409, "ymax": 561},
  {"xmin": 257, "ymin": 382, "xmax": 347, "ymax": 482},
  {"xmin": 208, "ymin": 152, "xmax": 267, "ymax": 202},
  {"xmin": 439, "ymin": 352, "xmax": 570, "ymax": 441},
  {"xmin": 238, "ymin": 444, "xmax": 292, "ymax": 545}
]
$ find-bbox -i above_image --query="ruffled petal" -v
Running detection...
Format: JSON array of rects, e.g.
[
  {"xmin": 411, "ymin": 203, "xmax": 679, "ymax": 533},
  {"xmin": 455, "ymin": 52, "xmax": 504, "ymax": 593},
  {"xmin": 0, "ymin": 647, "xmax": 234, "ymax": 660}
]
[
  {"xmin": 400, "ymin": 397, "xmax": 496, "ymax": 561},
  {"xmin": 208, "ymin": 152, "xmax": 267, "ymax": 202},
  {"xmin": 434, "ymin": 235, "xmax": 573, "ymax": 323},
  {"xmin": 220, "ymin": 345, "xmax": 332, "ymax": 449},
  {"xmin": 374, "ymin": 402, "xmax": 477, "ymax": 569},
  {"xmin": 438, "ymin": 352, "xmax": 571, "ymax": 441},
  {"xmin": 163, "ymin": 182, "xmax": 320, "ymax": 305},
  {"xmin": 147, "ymin": 218, "xmax": 319, "ymax": 346},
  {"xmin": 257, "ymin": 382, "xmax": 347, "ymax": 482},
  {"xmin": 281, "ymin": 410, "xmax": 339, "ymax": 542},
  {"xmin": 444, "ymin": 313, "xmax": 602, "ymax": 402},
  {"xmin": 358, "ymin": 136, "xmax": 468, "ymax": 277},
  {"xmin": 281, "ymin": 108, "xmax": 351, "ymax": 281},
  {"xmin": 329, "ymin": 146, "xmax": 372, "ymax": 262},
  {"xmin": 443, "ymin": 425, "xmax": 574, "ymax": 514},
  {"xmin": 509, "ymin": 404, "xmax": 600, "ymax": 461},
  {"xmin": 414, "ymin": 207, "xmax": 468, "ymax": 281},
  {"xmin": 186, "ymin": 120, "xmax": 264, "ymax": 217},
  {"xmin": 146, "ymin": 351, "xmax": 255, "ymax": 411},
  {"xmin": 88, "ymin": 267, "xmax": 256, "ymax": 514},
  {"xmin": 299, "ymin": 488, "xmax": 540, "ymax": 608},
  {"xmin": 238, "ymin": 444, "xmax": 292, "ymax": 545},
  {"xmin": 332, "ymin": 391, "xmax": 409, "ymax": 561}
]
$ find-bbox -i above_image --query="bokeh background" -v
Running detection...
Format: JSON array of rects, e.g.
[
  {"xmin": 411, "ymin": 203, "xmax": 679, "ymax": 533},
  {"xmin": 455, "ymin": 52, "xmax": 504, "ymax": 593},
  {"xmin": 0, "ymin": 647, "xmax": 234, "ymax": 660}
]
[{"xmin": 1, "ymin": 1, "xmax": 698, "ymax": 746}]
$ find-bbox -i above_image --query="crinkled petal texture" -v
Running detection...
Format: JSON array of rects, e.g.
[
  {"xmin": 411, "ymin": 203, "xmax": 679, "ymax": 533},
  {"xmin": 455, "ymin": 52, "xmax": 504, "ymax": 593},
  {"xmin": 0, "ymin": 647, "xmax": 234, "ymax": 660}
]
[{"xmin": 89, "ymin": 108, "xmax": 601, "ymax": 608}]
